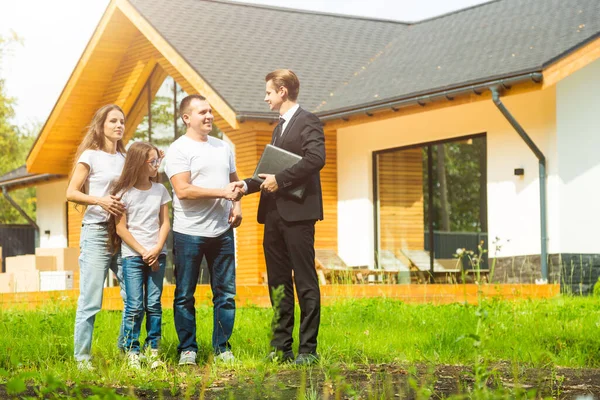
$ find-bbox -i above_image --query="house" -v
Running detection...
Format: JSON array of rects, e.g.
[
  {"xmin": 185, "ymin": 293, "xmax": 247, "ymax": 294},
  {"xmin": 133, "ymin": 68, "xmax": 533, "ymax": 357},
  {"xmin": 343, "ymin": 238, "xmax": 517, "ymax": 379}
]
[{"xmin": 25, "ymin": 0, "xmax": 600, "ymax": 291}]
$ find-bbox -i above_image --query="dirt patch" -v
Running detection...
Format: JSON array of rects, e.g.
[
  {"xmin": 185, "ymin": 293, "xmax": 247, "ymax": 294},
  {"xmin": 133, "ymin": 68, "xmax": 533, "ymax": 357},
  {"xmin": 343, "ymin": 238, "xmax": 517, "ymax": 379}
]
[{"xmin": 2, "ymin": 363, "xmax": 599, "ymax": 399}]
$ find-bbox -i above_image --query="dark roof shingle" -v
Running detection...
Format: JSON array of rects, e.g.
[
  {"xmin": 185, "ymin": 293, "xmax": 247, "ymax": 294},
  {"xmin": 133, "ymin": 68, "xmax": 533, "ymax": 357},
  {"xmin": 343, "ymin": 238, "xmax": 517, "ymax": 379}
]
[
  {"xmin": 130, "ymin": 0, "xmax": 407, "ymax": 114},
  {"xmin": 128, "ymin": 0, "xmax": 600, "ymax": 116},
  {"xmin": 319, "ymin": 0, "xmax": 600, "ymax": 113}
]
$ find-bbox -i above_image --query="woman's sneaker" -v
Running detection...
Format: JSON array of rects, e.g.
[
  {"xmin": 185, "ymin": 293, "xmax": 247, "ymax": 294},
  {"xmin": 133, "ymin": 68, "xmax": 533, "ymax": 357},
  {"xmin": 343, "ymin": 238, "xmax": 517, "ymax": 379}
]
[
  {"xmin": 178, "ymin": 350, "xmax": 197, "ymax": 366},
  {"xmin": 127, "ymin": 352, "xmax": 141, "ymax": 369},
  {"xmin": 77, "ymin": 359, "xmax": 95, "ymax": 372}
]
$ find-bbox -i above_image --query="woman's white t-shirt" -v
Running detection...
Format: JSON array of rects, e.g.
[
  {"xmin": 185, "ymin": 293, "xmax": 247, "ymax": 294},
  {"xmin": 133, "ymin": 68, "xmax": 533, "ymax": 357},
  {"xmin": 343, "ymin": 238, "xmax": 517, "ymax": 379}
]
[
  {"xmin": 77, "ymin": 150, "xmax": 126, "ymax": 224},
  {"xmin": 120, "ymin": 182, "xmax": 172, "ymax": 258}
]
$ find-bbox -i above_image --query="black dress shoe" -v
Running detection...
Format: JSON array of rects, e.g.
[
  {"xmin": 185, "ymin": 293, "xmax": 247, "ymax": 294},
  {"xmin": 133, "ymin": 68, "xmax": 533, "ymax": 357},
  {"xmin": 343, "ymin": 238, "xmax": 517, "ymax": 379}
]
[
  {"xmin": 293, "ymin": 353, "xmax": 319, "ymax": 366},
  {"xmin": 265, "ymin": 350, "xmax": 295, "ymax": 363}
]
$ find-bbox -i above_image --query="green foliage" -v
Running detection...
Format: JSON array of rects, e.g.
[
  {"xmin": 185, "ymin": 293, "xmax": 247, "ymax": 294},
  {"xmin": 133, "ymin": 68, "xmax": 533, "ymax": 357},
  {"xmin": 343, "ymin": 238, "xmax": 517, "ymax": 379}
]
[
  {"xmin": 0, "ymin": 34, "xmax": 37, "ymax": 224},
  {"xmin": 0, "ymin": 297, "xmax": 599, "ymax": 398}
]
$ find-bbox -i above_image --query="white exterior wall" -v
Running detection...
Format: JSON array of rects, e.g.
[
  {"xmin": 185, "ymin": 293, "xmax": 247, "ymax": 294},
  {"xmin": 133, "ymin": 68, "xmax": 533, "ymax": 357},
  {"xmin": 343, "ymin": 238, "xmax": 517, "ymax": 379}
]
[
  {"xmin": 337, "ymin": 88, "xmax": 558, "ymax": 268},
  {"xmin": 36, "ymin": 180, "xmax": 68, "ymax": 248},
  {"xmin": 556, "ymin": 59, "xmax": 600, "ymax": 253}
]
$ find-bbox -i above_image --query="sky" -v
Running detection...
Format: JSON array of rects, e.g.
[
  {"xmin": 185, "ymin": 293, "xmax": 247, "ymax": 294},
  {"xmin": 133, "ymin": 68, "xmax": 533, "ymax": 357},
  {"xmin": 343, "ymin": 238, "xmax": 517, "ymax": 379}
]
[{"xmin": 0, "ymin": 0, "xmax": 488, "ymax": 127}]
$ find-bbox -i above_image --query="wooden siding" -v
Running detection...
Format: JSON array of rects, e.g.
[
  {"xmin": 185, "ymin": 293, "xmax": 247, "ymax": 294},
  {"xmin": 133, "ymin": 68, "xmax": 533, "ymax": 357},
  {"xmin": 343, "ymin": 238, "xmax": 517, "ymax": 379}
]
[
  {"xmin": 377, "ymin": 148, "xmax": 425, "ymax": 255},
  {"xmin": 226, "ymin": 126, "xmax": 271, "ymax": 285},
  {"xmin": 67, "ymin": 202, "xmax": 84, "ymax": 249},
  {"xmin": 317, "ymin": 129, "xmax": 338, "ymax": 251}
]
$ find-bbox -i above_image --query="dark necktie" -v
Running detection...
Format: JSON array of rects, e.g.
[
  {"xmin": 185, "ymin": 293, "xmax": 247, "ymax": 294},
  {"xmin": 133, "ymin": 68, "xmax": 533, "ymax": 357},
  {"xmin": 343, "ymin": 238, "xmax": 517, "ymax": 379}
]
[{"xmin": 271, "ymin": 117, "xmax": 285, "ymax": 146}]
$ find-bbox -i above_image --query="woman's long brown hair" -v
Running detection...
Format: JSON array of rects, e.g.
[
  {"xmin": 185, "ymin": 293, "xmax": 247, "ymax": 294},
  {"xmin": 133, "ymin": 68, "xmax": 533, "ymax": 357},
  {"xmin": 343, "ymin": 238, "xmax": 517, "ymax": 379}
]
[
  {"xmin": 69, "ymin": 104, "xmax": 127, "ymax": 180},
  {"xmin": 108, "ymin": 141, "xmax": 160, "ymax": 254}
]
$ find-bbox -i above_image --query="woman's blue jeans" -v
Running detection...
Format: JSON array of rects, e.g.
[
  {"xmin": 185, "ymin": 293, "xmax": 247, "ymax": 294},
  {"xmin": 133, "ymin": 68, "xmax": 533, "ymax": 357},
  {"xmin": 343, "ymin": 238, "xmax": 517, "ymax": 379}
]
[{"xmin": 74, "ymin": 223, "xmax": 126, "ymax": 362}]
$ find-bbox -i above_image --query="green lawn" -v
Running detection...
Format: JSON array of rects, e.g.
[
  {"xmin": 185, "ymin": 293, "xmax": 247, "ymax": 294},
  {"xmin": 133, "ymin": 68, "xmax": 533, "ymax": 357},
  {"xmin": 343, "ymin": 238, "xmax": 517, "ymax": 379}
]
[{"xmin": 1, "ymin": 296, "xmax": 599, "ymax": 398}]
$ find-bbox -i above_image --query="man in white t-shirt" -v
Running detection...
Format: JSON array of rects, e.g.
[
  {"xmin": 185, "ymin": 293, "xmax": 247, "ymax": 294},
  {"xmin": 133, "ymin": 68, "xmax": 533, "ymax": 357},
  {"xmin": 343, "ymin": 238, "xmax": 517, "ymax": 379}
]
[{"xmin": 165, "ymin": 94, "xmax": 244, "ymax": 366}]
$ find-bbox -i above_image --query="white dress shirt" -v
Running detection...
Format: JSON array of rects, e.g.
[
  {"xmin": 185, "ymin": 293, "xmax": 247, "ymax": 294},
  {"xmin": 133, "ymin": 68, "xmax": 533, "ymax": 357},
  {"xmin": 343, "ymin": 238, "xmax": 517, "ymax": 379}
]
[{"xmin": 279, "ymin": 103, "xmax": 300, "ymax": 137}]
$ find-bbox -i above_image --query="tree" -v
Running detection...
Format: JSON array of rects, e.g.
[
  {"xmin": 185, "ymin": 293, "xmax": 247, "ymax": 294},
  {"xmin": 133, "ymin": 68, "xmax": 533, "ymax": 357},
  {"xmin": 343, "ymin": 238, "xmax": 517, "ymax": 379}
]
[{"xmin": 0, "ymin": 34, "xmax": 37, "ymax": 224}]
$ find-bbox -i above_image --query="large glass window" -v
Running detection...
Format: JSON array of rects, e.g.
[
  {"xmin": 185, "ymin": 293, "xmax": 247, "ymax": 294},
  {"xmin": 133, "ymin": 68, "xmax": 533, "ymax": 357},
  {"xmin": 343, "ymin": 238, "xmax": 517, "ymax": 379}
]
[{"xmin": 375, "ymin": 135, "xmax": 487, "ymax": 283}]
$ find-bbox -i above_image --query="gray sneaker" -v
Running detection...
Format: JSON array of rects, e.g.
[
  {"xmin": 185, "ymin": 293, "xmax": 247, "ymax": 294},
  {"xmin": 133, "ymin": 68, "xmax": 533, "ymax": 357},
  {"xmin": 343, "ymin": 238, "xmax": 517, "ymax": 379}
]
[
  {"xmin": 214, "ymin": 350, "xmax": 235, "ymax": 364},
  {"xmin": 178, "ymin": 350, "xmax": 197, "ymax": 366}
]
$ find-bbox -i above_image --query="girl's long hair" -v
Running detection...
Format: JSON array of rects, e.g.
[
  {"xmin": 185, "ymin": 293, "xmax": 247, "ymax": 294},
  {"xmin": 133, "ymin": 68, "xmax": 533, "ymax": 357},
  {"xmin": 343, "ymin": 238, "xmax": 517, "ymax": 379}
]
[
  {"xmin": 108, "ymin": 141, "xmax": 160, "ymax": 254},
  {"xmin": 69, "ymin": 104, "xmax": 127, "ymax": 182}
]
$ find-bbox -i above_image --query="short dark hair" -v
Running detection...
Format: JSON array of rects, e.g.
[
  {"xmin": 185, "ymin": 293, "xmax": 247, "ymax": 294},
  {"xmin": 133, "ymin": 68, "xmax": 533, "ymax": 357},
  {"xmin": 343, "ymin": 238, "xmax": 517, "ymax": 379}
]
[
  {"xmin": 265, "ymin": 69, "xmax": 300, "ymax": 101},
  {"xmin": 179, "ymin": 94, "xmax": 207, "ymax": 126}
]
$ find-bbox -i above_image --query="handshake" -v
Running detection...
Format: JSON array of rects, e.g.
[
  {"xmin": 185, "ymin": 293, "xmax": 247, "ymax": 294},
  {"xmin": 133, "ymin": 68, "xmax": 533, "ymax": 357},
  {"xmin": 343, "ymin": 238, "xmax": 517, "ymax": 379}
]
[{"xmin": 223, "ymin": 181, "xmax": 246, "ymax": 201}]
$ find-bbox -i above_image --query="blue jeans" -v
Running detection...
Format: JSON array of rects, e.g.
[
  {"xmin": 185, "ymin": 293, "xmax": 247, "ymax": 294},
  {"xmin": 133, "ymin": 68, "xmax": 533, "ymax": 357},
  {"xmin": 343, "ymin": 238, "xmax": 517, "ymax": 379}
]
[
  {"xmin": 173, "ymin": 229, "xmax": 236, "ymax": 354},
  {"xmin": 122, "ymin": 254, "xmax": 166, "ymax": 353},
  {"xmin": 74, "ymin": 223, "xmax": 126, "ymax": 362}
]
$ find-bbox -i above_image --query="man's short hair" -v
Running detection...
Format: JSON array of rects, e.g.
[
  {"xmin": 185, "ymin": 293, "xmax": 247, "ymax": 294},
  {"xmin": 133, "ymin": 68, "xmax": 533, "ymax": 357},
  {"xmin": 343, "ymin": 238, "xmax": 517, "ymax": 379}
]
[
  {"xmin": 179, "ymin": 94, "xmax": 207, "ymax": 124},
  {"xmin": 265, "ymin": 69, "xmax": 300, "ymax": 101}
]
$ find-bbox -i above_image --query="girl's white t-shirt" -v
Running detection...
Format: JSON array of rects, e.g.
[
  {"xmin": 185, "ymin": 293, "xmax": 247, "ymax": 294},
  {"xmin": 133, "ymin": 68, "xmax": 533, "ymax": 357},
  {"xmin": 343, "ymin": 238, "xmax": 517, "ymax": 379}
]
[
  {"xmin": 120, "ymin": 182, "xmax": 172, "ymax": 258},
  {"xmin": 77, "ymin": 150, "xmax": 126, "ymax": 224}
]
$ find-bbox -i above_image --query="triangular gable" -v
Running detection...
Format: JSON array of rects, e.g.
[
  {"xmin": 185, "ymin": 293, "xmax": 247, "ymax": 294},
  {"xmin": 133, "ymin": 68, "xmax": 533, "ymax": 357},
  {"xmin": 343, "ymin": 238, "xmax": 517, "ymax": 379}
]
[{"xmin": 26, "ymin": 0, "xmax": 237, "ymax": 174}]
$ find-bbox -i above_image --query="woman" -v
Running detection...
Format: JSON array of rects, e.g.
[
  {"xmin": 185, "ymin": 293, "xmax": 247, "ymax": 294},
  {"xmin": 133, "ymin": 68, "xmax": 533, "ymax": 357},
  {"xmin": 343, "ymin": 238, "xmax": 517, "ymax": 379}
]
[{"xmin": 66, "ymin": 104, "xmax": 128, "ymax": 370}]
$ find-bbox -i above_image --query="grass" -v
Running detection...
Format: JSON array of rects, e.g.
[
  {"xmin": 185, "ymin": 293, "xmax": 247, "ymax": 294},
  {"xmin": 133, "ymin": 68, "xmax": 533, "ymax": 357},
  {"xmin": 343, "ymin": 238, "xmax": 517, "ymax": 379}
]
[{"xmin": 2, "ymin": 296, "xmax": 600, "ymax": 398}]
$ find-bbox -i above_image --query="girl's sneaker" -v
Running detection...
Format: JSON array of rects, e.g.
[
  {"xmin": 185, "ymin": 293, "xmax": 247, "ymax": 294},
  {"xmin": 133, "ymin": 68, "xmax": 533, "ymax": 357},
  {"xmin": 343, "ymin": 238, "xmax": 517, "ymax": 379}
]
[
  {"xmin": 147, "ymin": 349, "xmax": 165, "ymax": 369},
  {"xmin": 127, "ymin": 352, "xmax": 141, "ymax": 369}
]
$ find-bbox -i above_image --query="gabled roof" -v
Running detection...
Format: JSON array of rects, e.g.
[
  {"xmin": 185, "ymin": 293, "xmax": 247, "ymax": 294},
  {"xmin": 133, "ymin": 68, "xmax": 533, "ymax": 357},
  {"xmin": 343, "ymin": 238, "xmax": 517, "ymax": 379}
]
[
  {"xmin": 25, "ymin": 0, "xmax": 600, "ymax": 174},
  {"xmin": 128, "ymin": 0, "xmax": 408, "ymax": 116},
  {"xmin": 129, "ymin": 0, "xmax": 600, "ymax": 116}
]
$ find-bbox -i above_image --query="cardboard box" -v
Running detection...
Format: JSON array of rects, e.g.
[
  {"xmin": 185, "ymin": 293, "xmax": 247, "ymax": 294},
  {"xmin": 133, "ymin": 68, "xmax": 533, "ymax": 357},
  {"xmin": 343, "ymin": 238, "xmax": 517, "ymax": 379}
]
[
  {"xmin": 0, "ymin": 272, "xmax": 14, "ymax": 293},
  {"xmin": 35, "ymin": 248, "xmax": 79, "ymax": 271},
  {"xmin": 5, "ymin": 255, "xmax": 56, "ymax": 274},
  {"xmin": 13, "ymin": 269, "xmax": 40, "ymax": 292},
  {"xmin": 40, "ymin": 271, "xmax": 74, "ymax": 291}
]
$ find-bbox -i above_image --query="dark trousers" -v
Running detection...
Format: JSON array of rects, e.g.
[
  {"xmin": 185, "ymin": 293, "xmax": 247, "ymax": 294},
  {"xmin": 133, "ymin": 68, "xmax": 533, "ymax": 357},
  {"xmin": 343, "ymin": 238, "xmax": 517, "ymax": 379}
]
[{"xmin": 263, "ymin": 205, "xmax": 320, "ymax": 354}]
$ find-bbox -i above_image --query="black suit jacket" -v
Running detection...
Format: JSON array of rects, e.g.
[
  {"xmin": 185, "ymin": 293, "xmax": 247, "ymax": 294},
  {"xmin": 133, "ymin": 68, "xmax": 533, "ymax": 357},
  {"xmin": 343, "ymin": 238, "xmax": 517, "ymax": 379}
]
[{"xmin": 245, "ymin": 107, "xmax": 325, "ymax": 224}]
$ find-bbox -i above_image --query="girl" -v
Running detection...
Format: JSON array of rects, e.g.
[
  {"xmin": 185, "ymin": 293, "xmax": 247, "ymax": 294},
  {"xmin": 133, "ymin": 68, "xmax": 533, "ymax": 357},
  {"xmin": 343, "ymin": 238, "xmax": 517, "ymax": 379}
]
[
  {"xmin": 66, "ymin": 104, "xmax": 128, "ymax": 370},
  {"xmin": 109, "ymin": 141, "xmax": 171, "ymax": 369}
]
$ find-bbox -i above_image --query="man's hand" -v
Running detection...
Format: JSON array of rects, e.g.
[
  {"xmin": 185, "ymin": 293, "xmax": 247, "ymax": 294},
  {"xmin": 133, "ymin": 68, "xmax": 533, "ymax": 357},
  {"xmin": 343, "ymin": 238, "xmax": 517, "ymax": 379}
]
[
  {"xmin": 229, "ymin": 201, "xmax": 243, "ymax": 228},
  {"xmin": 259, "ymin": 174, "xmax": 279, "ymax": 193},
  {"xmin": 223, "ymin": 181, "xmax": 245, "ymax": 201}
]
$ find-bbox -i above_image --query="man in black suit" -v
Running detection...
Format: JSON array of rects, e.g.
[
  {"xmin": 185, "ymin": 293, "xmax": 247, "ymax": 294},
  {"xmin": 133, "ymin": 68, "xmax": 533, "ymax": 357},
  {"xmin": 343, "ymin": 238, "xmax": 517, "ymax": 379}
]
[{"xmin": 242, "ymin": 69, "xmax": 325, "ymax": 365}]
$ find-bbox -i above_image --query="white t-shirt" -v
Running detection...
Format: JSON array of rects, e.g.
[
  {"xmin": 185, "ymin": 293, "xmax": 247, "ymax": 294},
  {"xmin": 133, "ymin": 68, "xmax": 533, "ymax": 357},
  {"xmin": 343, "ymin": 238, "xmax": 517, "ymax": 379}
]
[
  {"xmin": 77, "ymin": 150, "xmax": 126, "ymax": 224},
  {"xmin": 120, "ymin": 182, "xmax": 172, "ymax": 258},
  {"xmin": 164, "ymin": 135, "xmax": 236, "ymax": 237}
]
